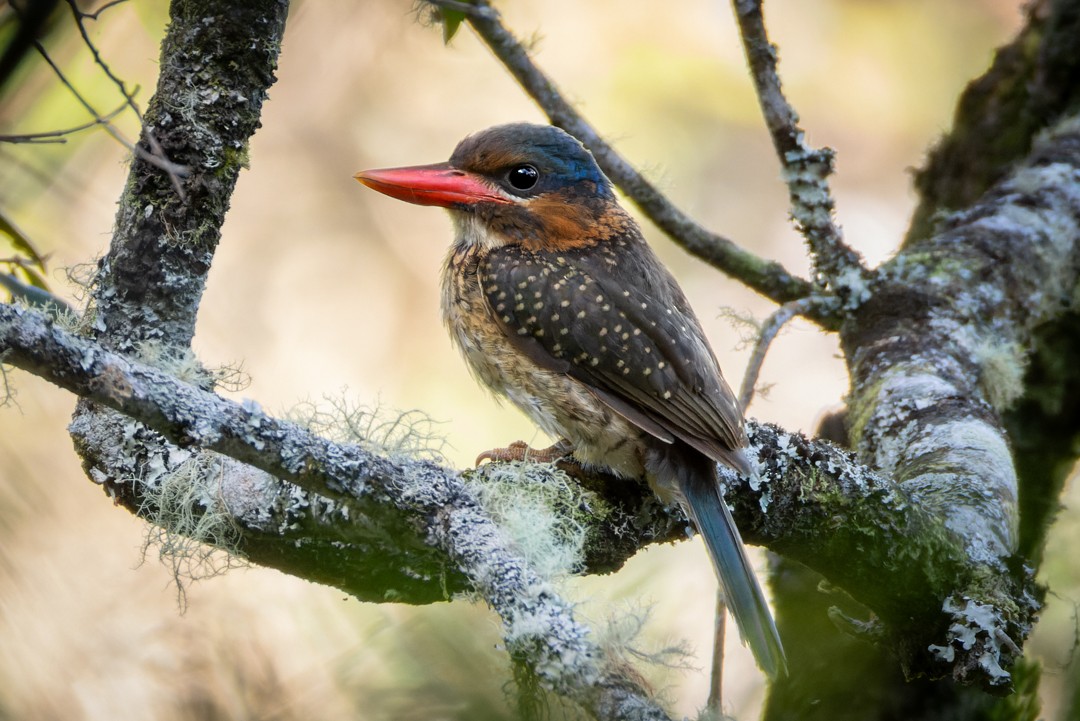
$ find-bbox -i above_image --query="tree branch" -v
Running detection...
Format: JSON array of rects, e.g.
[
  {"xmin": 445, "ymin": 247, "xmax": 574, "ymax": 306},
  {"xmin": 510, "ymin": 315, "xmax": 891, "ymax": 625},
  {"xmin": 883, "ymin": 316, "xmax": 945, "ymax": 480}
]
[
  {"xmin": 0, "ymin": 279, "xmax": 1042, "ymax": 693},
  {"xmin": 738, "ymin": 297, "xmax": 816, "ymax": 410},
  {"xmin": 731, "ymin": 0, "xmax": 869, "ymax": 306},
  {"xmin": 842, "ymin": 112, "xmax": 1080, "ymax": 687},
  {"xmin": 907, "ymin": 0, "xmax": 1080, "ymax": 245},
  {"xmin": 3, "ymin": 300, "xmax": 672, "ymax": 720}
]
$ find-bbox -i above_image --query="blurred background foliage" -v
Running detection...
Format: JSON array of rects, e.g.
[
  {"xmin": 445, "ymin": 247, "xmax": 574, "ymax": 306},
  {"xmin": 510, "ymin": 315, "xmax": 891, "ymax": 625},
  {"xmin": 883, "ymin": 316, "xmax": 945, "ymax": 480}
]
[{"xmin": 1, "ymin": 0, "xmax": 1076, "ymax": 719}]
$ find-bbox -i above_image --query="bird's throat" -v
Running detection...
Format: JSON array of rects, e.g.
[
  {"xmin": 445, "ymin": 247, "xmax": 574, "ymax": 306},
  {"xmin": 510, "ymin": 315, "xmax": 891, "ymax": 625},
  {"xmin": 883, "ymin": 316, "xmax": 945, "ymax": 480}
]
[{"xmin": 449, "ymin": 210, "xmax": 508, "ymax": 252}]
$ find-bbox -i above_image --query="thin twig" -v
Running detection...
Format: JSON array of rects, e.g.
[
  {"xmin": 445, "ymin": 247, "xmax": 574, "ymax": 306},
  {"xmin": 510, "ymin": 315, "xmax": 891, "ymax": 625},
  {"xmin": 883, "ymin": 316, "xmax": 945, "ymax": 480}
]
[
  {"xmin": 78, "ymin": 0, "xmax": 129, "ymax": 21},
  {"xmin": 62, "ymin": 0, "xmax": 190, "ymax": 199},
  {"xmin": 30, "ymin": 38, "xmax": 188, "ymax": 198},
  {"xmin": 451, "ymin": 0, "xmax": 817, "ymax": 310},
  {"xmin": 423, "ymin": 0, "xmax": 497, "ymax": 17},
  {"xmin": 730, "ymin": 0, "xmax": 868, "ymax": 304},
  {"xmin": 0, "ymin": 103, "xmax": 126, "ymax": 144},
  {"xmin": 739, "ymin": 297, "xmax": 816, "ymax": 410},
  {"xmin": 707, "ymin": 591, "xmax": 727, "ymax": 717},
  {"xmin": 64, "ymin": 0, "xmax": 141, "ymax": 117},
  {"xmin": 711, "ymin": 298, "xmax": 814, "ymax": 714}
]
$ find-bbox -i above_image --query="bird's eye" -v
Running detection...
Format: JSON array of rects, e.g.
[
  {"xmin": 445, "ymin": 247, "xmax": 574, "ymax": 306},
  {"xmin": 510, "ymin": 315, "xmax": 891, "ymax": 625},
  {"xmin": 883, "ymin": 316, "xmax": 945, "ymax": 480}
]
[{"xmin": 506, "ymin": 164, "xmax": 539, "ymax": 191}]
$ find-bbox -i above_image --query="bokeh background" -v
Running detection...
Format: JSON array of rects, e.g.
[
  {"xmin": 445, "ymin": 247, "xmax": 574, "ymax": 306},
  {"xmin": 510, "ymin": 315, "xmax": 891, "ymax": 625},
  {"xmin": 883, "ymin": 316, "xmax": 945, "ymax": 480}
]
[{"xmin": 2, "ymin": 1, "xmax": 1075, "ymax": 719}]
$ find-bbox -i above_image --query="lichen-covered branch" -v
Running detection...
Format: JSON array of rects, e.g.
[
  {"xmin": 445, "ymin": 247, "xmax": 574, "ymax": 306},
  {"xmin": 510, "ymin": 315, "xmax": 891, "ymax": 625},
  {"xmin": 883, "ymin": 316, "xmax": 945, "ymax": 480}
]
[
  {"xmin": 436, "ymin": 0, "xmax": 816, "ymax": 308},
  {"xmin": 0, "ymin": 297, "xmax": 1042, "ymax": 693},
  {"xmin": 0, "ymin": 301, "xmax": 895, "ymax": 595},
  {"xmin": 842, "ymin": 114, "xmax": 1080, "ymax": 688},
  {"xmin": 88, "ymin": 0, "xmax": 288, "ymax": 352},
  {"xmin": 907, "ymin": 0, "xmax": 1080, "ymax": 245},
  {"xmin": 730, "ymin": 0, "xmax": 868, "ymax": 307},
  {"xmin": 3, "ymin": 301, "xmax": 674, "ymax": 721}
]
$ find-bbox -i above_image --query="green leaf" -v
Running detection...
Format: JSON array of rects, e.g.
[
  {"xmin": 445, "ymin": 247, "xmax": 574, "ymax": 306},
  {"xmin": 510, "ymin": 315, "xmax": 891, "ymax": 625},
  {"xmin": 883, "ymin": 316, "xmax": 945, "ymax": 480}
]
[{"xmin": 440, "ymin": 7, "xmax": 466, "ymax": 44}]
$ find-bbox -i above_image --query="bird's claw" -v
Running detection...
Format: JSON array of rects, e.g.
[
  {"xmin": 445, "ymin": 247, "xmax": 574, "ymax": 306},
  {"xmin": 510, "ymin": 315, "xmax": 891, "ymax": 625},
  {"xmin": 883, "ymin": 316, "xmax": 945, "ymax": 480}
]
[{"xmin": 475, "ymin": 439, "xmax": 574, "ymax": 466}]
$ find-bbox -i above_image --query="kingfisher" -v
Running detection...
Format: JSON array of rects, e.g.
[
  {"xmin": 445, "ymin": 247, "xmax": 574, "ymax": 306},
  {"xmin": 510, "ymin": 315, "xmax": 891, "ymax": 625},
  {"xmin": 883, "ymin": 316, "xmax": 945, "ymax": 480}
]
[{"xmin": 355, "ymin": 123, "xmax": 786, "ymax": 677}]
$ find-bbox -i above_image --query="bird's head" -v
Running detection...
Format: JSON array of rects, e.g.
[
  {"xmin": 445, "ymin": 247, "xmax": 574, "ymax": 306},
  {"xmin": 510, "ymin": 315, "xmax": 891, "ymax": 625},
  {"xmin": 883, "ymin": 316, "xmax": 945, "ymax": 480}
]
[{"xmin": 356, "ymin": 124, "xmax": 628, "ymax": 251}]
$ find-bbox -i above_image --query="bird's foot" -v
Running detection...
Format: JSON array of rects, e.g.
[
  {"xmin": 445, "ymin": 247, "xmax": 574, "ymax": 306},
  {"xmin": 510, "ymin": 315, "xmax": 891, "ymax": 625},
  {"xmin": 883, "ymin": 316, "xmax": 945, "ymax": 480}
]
[{"xmin": 475, "ymin": 439, "xmax": 574, "ymax": 466}]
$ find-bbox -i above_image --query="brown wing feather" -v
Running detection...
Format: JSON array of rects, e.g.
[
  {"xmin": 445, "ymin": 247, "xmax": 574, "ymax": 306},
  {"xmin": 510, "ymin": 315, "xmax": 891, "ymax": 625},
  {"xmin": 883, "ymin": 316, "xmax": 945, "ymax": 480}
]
[{"xmin": 478, "ymin": 237, "xmax": 747, "ymax": 465}]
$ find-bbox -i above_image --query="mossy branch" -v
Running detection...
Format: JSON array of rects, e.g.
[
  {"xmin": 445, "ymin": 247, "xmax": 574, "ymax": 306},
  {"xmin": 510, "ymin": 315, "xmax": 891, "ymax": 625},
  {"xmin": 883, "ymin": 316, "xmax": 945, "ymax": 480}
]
[
  {"xmin": 0, "ymin": 297, "xmax": 1043, "ymax": 693},
  {"xmin": 907, "ymin": 0, "xmax": 1080, "ymax": 245}
]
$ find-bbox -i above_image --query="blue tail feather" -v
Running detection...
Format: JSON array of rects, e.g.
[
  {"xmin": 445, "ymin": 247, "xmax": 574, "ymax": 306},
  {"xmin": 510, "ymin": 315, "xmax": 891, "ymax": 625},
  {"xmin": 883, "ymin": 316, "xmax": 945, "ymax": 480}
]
[{"xmin": 680, "ymin": 457, "xmax": 787, "ymax": 678}]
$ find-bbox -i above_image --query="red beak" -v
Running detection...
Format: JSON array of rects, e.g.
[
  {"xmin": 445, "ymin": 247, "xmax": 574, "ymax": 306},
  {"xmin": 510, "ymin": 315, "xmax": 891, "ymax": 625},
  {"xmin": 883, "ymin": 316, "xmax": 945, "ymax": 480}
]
[{"xmin": 354, "ymin": 162, "xmax": 512, "ymax": 208}]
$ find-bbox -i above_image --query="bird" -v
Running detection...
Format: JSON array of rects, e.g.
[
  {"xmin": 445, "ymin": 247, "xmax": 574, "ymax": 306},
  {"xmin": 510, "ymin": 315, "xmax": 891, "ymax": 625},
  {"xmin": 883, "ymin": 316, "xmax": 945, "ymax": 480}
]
[{"xmin": 355, "ymin": 123, "xmax": 786, "ymax": 677}]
